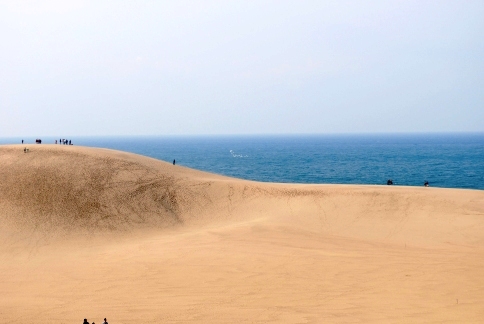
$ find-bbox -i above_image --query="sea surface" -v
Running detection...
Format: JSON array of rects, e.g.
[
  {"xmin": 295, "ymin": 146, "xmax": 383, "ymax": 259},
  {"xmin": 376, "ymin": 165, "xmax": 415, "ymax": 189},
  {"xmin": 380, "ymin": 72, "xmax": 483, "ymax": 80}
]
[{"xmin": 2, "ymin": 134, "xmax": 483, "ymax": 190}]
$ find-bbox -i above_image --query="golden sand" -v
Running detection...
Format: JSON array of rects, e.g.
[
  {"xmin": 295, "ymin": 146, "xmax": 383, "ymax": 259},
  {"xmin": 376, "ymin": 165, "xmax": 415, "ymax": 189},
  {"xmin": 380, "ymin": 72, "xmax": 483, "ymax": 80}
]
[{"xmin": 1, "ymin": 144, "xmax": 483, "ymax": 323}]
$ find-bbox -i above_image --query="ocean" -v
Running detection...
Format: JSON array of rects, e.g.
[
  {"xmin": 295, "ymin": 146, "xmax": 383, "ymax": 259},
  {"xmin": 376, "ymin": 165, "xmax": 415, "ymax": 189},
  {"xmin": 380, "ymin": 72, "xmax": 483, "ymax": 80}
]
[{"xmin": 2, "ymin": 134, "xmax": 483, "ymax": 190}]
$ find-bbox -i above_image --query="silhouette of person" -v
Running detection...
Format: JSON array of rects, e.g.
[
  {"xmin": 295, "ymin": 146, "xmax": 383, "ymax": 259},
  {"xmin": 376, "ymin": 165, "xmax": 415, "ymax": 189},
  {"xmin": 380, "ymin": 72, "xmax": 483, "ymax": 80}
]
[
  {"xmin": 103, "ymin": 318, "xmax": 108, "ymax": 324},
  {"xmin": 173, "ymin": 159, "xmax": 176, "ymax": 165},
  {"xmin": 22, "ymin": 139, "xmax": 23, "ymax": 144},
  {"xmin": 83, "ymin": 319, "xmax": 89, "ymax": 324}
]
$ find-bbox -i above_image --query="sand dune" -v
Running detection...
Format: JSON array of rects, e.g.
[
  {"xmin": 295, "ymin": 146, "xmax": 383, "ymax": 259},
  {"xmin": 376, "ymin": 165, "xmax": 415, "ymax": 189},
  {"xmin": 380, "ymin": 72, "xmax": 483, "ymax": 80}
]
[{"xmin": 1, "ymin": 144, "xmax": 483, "ymax": 323}]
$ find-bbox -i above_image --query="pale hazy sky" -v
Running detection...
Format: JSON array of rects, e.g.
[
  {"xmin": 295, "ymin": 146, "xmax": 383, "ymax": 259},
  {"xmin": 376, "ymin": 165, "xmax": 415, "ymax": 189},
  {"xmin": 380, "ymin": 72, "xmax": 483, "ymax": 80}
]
[{"xmin": 1, "ymin": 0, "xmax": 483, "ymax": 136}]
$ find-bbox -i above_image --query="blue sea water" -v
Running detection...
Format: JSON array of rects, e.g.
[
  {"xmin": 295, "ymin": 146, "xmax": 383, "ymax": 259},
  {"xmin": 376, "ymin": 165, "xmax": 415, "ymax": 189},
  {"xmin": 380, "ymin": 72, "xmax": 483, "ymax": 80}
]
[{"xmin": 2, "ymin": 134, "xmax": 483, "ymax": 190}]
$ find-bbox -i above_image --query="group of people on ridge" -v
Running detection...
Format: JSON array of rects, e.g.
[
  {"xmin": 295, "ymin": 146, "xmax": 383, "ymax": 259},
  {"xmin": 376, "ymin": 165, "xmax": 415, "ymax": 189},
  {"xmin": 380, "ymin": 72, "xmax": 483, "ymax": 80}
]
[
  {"xmin": 83, "ymin": 318, "xmax": 108, "ymax": 324},
  {"xmin": 56, "ymin": 138, "xmax": 72, "ymax": 145}
]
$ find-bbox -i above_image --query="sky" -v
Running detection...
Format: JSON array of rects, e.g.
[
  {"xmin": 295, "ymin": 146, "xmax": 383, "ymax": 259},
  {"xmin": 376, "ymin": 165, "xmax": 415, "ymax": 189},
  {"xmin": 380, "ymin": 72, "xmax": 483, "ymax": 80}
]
[{"xmin": 0, "ymin": 0, "xmax": 483, "ymax": 136}]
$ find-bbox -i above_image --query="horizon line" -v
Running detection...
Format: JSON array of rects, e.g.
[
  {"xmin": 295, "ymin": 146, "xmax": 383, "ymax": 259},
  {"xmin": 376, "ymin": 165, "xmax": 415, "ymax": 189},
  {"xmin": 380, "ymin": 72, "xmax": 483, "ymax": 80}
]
[{"xmin": 1, "ymin": 131, "xmax": 484, "ymax": 139}]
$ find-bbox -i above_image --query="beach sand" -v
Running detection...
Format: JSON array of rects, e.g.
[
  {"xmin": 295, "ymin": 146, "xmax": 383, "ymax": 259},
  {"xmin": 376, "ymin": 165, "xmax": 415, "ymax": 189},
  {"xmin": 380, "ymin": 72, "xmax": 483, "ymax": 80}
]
[{"xmin": 1, "ymin": 144, "xmax": 483, "ymax": 323}]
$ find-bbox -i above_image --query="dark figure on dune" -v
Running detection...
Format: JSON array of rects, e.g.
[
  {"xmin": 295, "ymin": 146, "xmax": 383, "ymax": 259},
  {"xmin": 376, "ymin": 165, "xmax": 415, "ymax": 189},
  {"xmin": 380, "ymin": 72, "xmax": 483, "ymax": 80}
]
[
  {"xmin": 173, "ymin": 159, "xmax": 176, "ymax": 165},
  {"xmin": 103, "ymin": 318, "xmax": 108, "ymax": 324},
  {"xmin": 22, "ymin": 139, "xmax": 23, "ymax": 144},
  {"xmin": 424, "ymin": 181, "xmax": 429, "ymax": 187},
  {"xmin": 387, "ymin": 179, "xmax": 393, "ymax": 185},
  {"xmin": 83, "ymin": 319, "xmax": 89, "ymax": 324}
]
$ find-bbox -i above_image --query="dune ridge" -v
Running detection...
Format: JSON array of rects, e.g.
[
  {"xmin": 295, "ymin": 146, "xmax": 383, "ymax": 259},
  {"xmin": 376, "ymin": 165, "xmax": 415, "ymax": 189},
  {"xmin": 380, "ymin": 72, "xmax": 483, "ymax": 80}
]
[
  {"xmin": 0, "ymin": 145, "xmax": 231, "ymax": 234},
  {"xmin": 1, "ymin": 144, "xmax": 484, "ymax": 323}
]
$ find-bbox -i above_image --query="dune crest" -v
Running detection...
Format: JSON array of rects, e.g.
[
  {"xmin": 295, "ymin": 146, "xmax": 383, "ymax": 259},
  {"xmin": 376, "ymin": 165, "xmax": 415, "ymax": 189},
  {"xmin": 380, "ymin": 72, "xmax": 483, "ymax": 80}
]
[{"xmin": 1, "ymin": 145, "xmax": 227, "ymax": 234}]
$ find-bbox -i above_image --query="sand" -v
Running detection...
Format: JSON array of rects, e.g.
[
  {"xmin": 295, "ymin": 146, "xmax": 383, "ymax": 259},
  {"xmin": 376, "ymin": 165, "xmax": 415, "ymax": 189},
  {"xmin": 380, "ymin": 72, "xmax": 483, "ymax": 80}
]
[{"xmin": 0, "ymin": 144, "xmax": 483, "ymax": 323}]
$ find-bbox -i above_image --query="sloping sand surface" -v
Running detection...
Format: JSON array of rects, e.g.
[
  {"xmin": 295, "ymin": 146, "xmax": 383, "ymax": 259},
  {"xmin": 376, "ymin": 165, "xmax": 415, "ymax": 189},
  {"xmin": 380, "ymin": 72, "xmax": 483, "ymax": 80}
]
[{"xmin": 1, "ymin": 144, "xmax": 484, "ymax": 323}]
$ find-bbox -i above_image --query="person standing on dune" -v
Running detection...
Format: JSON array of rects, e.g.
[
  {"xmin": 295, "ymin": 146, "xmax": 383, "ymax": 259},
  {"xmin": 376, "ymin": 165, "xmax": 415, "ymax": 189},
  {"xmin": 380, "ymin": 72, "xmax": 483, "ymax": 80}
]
[{"xmin": 103, "ymin": 318, "xmax": 108, "ymax": 324}]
